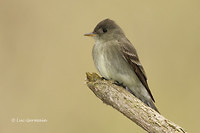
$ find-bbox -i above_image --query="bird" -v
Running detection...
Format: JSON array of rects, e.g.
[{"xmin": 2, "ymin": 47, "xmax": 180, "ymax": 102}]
[{"xmin": 84, "ymin": 19, "xmax": 159, "ymax": 112}]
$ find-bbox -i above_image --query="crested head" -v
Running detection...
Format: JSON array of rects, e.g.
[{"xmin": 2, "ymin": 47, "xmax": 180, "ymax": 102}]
[{"xmin": 92, "ymin": 19, "xmax": 125, "ymax": 41}]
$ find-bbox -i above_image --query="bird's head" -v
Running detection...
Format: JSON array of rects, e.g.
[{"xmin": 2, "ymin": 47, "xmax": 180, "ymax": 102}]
[{"xmin": 84, "ymin": 19, "xmax": 125, "ymax": 42}]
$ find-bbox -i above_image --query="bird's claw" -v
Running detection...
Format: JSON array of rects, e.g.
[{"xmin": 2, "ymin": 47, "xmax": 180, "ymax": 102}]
[{"xmin": 113, "ymin": 80, "xmax": 126, "ymax": 88}]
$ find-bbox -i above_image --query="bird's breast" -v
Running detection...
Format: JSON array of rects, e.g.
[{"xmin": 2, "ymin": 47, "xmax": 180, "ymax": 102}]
[
  {"xmin": 92, "ymin": 40, "xmax": 141, "ymax": 87},
  {"xmin": 92, "ymin": 41, "xmax": 111, "ymax": 79}
]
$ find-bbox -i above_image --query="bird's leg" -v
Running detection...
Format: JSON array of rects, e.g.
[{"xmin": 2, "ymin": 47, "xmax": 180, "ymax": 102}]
[
  {"xmin": 101, "ymin": 78, "xmax": 130, "ymax": 94},
  {"xmin": 113, "ymin": 81, "xmax": 135, "ymax": 95},
  {"xmin": 113, "ymin": 80, "xmax": 126, "ymax": 88},
  {"xmin": 101, "ymin": 77, "xmax": 108, "ymax": 80},
  {"xmin": 124, "ymin": 86, "xmax": 137, "ymax": 97}
]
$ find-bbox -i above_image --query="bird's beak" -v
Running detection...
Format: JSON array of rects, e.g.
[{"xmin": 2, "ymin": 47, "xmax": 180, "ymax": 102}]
[{"xmin": 84, "ymin": 32, "xmax": 96, "ymax": 37}]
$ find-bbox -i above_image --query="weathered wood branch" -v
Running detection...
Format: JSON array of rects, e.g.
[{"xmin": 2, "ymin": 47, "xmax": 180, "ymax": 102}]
[{"xmin": 86, "ymin": 72, "xmax": 187, "ymax": 133}]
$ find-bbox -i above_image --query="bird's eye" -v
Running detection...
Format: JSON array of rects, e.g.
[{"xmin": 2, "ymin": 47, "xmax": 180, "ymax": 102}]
[{"xmin": 102, "ymin": 28, "xmax": 107, "ymax": 33}]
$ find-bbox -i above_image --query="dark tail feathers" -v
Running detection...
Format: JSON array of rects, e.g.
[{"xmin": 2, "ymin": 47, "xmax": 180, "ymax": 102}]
[{"xmin": 145, "ymin": 100, "xmax": 159, "ymax": 113}]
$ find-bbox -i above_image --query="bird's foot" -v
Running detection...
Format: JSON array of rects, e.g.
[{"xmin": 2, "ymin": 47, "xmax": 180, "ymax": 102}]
[
  {"xmin": 125, "ymin": 87, "xmax": 136, "ymax": 96},
  {"xmin": 101, "ymin": 77, "xmax": 108, "ymax": 80},
  {"xmin": 113, "ymin": 80, "xmax": 126, "ymax": 88}
]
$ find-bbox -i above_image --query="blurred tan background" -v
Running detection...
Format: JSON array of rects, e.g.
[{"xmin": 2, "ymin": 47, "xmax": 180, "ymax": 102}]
[{"xmin": 0, "ymin": 0, "xmax": 199, "ymax": 133}]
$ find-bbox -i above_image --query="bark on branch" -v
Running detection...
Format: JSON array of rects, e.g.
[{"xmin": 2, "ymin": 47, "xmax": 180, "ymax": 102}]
[{"xmin": 86, "ymin": 72, "xmax": 187, "ymax": 133}]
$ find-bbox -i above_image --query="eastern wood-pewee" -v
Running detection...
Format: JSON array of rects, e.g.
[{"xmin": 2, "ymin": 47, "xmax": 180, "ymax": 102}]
[{"xmin": 84, "ymin": 19, "xmax": 159, "ymax": 112}]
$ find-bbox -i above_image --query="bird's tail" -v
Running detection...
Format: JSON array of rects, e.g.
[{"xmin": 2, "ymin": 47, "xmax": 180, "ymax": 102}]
[
  {"xmin": 125, "ymin": 86, "xmax": 159, "ymax": 113},
  {"xmin": 144, "ymin": 99, "xmax": 159, "ymax": 113}
]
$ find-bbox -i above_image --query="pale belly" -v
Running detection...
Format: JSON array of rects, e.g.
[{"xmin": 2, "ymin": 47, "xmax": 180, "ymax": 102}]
[
  {"xmin": 95, "ymin": 54, "xmax": 110, "ymax": 79},
  {"xmin": 92, "ymin": 41, "xmax": 139, "ymax": 86},
  {"xmin": 92, "ymin": 40, "xmax": 152, "ymax": 102}
]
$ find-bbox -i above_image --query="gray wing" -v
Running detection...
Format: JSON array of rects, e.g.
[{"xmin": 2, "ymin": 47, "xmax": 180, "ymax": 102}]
[{"xmin": 119, "ymin": 39, "xmax": 155, "ymax": 102}]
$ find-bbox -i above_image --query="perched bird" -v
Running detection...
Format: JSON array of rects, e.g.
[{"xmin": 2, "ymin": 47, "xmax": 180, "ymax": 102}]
[{"xmin": 84, "ymin": 19, "xmax": 159, "ymax": 112}]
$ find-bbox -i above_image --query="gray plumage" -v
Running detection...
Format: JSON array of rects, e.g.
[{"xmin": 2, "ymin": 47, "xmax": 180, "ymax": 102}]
[{"xmin": 85, "ymin": 19, "xmax": 159, "ymax": 112}]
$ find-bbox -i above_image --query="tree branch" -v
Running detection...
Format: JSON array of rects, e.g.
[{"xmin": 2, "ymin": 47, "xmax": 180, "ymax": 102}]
[{"xmin": 86, "ymin": 72, "xmax": 187, "ymax": 133}]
